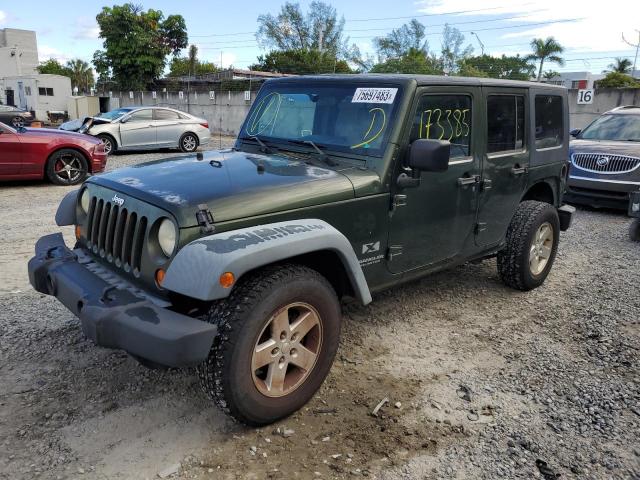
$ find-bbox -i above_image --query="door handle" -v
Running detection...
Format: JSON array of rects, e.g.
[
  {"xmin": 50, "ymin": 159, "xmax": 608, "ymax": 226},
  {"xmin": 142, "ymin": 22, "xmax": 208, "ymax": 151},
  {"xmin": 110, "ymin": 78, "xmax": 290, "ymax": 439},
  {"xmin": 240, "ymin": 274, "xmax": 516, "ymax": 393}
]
[
  {"xmin": 457, "ymin": 175, "xmax": 479, "ymax": 187},
  {"xmin": 511, "ymin": 165, "xmax": 527, "ymax": 176}
]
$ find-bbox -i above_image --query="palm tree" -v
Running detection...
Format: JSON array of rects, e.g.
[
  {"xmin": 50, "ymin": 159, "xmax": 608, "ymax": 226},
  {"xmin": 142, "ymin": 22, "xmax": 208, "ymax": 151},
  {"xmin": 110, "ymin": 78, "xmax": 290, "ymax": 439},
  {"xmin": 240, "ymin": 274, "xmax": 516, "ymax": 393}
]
[
  {"xmin": 542, "ymin": 70, "xmax": 560, "ymax": 80},
  {"xmin": 188, "ymin": 44, "xmax": 198, "ymax": 77},
  {"xmin": 605, "ymin": 57, "xmax": 632, "ymax": 74},
  {"xmin": 66, "ymin": 59, "xmax": 94, "ymax": 94},
  {"xmin": 527, "ymin": 37, "xmax": 565, "ymax": 81}
]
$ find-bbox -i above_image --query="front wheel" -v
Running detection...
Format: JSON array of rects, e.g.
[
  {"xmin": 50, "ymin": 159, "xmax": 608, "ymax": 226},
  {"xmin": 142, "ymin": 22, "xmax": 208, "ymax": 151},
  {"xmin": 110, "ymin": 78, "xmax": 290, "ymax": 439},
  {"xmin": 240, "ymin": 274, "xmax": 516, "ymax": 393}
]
[
  {"xmin": 198, "ymin": 265, "xmax": 341, "ymax": 426},
  {"xmin": 46, "ymin": 149, "xmax": 89, "ymax": 185},
  {"xmin": 96, "ymin": 134, "xmax": 116, "ymax": 155},
  {"xmin": 629, "ymin": 219, "xmax": 640, "ymax": 242},
  {"xmin": 11, "ymin": 116, "xmax": 25, "ymax": 128},
  {"xmin": 497, "ymin": 201, "xmax": 560, "ymax": 291}
]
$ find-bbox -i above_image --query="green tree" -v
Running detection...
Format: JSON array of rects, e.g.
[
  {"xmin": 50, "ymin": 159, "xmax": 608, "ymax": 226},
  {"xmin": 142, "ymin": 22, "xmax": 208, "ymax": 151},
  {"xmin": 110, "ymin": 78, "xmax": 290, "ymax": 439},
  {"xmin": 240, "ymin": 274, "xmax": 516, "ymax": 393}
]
[
  {"xmin": 596, "ymin": 72, "xmax": 640, "ymax": 88},
  {"xmin": 457, "ymin": 62, "xmax": 488, "ymax": 78},
  {"xmin": 250, "ymin": 48, "xmax": 351, "ymax": 74},
  {"xmin": 370, "ymin": 48, "xmax": 440, "ymax": 74},
  {"xmin": 168, "ymin": 45, "xmax": 219, "ymax": 77},
  {"xmin": 542, "ymin": 70, "xmax": 560, "ymax": 80},
  {"xmin": 37, "ymin": 59, "xmax": 72, "ymax": 76},
  {"xmin": 373, "ymin": 19, "xmax": 429, "ymax": 60},
  {"xmin": 440, "ymin": 25, "xmax": 473, "ymax": 74},
  {"xmin": 458, "ymin": 55, "xmax": 535, "ymax": 80},
  {"xmin": 527, "ymin": 37, "xmax": 564, "ymax": 81},
  {"xmin": 93, "ymin": 4, "xmax": 188, "ymax": 90},
  {"xmin": 605, "ymin": 57, "xmax": 632, "ymax": 74},
  {"xmin": 66, "ymin": 59, "xmax": 95, "ymax": 94}
]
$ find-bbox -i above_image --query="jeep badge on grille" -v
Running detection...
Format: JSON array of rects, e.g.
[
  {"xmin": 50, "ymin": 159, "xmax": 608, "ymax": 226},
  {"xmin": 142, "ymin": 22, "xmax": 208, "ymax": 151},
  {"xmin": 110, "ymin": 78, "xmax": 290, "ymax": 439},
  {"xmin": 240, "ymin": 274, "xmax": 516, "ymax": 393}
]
[{"xmin": 112, "ymin": 194, "xmax": 125, "ymax": 206}]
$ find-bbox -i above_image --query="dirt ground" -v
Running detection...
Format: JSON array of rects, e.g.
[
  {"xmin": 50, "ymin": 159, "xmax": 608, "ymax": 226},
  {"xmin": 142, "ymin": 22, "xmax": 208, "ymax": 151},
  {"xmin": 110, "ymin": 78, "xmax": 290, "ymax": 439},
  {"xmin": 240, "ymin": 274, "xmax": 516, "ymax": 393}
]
[{"xmin": 0, "ymin": 142, "xmax": 639, "ymax": 479}]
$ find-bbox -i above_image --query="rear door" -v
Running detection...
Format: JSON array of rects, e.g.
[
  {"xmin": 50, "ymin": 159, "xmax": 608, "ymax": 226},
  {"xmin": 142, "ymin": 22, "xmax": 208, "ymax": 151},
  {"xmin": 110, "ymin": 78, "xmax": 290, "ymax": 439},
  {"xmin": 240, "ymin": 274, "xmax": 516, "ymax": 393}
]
[
  {"xmin": 153, "ymin": 109, "xmax": 184, "ymax": 147},
  {"xmin": 0, "ymin": 125, "xmax": 23, "ymax": 175},
  {"xmin": 475, "ymin": 88, "xmax": 529, "ymax": 247},
  {"xmin": 119, "ymin": 108, "xmax": 156, "ymax": 148}
]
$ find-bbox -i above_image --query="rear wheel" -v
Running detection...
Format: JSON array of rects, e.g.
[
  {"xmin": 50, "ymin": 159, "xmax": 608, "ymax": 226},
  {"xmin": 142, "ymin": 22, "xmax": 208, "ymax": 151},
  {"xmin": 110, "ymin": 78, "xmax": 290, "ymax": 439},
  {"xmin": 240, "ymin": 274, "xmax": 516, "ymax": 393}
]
[
  {"xmin": 11, "ymin": 116, "xmax": 25, "ymax": 128},
  {"xmin": 180, "ymin": 133, "xmax": 198, "ymax": 152},
  {"xmin": 96, "ymin": 134, "xmax": 116, "ymax": 155},
  {"xmin": 198, "ymin": 264, "xmax": 341, "ymax": 426},
  {"xmin": 629, "ymin": 219, "xmax": 640, "ymax": 242},
  {"xmin": 46, "ymin": 149, "xmax": 89, "ymax": 186},
  {"xmin": 497, "ymin": 201, "xmax": 560, "ymax": 291}
]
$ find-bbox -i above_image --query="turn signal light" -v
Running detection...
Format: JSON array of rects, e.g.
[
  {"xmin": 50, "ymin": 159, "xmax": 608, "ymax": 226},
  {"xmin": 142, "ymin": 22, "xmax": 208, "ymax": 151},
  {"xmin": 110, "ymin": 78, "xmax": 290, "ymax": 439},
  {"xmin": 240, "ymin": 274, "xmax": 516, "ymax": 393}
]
[
  {"xmin": 155, "ymin": 268, "xmax": 166, "ymax": 286},
  {"xmin": 219, "ymin": 272, "xmax": 235, "ymax": 288},
  {"xmin": 75, "ymin": 225, "xmax": 81, "ymax": 240}
]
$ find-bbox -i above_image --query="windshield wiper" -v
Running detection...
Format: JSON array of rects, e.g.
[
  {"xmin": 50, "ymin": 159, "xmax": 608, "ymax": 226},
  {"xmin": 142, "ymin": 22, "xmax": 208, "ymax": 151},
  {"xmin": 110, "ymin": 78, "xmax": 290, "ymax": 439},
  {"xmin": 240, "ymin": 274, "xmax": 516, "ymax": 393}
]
[
  {"xmin": 287, "ymin": 139, "xmax": 338, "ymax": 166},
  {"xmin": 242, "ymin": 135, "xmax": 275, "ymax": 154}
]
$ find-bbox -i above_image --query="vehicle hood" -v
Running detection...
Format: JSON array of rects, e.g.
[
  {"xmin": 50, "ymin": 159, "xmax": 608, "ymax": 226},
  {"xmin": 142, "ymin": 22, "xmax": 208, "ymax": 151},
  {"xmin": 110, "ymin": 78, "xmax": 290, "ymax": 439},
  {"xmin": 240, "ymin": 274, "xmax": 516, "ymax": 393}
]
[
  {"xmin": 87, "ymin": 149, "xmax": 358, "ymax": 227},
  {"xmin": 22, "ymin": 127, "xmax": 99, "ymax": 143},
  {"xmin": 59, "ymin": 117, "xmax": 112, "ymax": 132},
  {"xmin": 570, "ymin": 139, "xmax": 640, "ymax": 157}
]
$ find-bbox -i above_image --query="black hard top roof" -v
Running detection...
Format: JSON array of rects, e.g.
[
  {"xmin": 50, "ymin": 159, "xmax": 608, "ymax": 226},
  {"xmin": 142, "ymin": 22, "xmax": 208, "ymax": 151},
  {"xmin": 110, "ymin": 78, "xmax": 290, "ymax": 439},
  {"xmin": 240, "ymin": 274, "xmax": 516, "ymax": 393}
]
[{"xmin": 266, "ymin": 73, "xmax": 566, "ymax": 90}]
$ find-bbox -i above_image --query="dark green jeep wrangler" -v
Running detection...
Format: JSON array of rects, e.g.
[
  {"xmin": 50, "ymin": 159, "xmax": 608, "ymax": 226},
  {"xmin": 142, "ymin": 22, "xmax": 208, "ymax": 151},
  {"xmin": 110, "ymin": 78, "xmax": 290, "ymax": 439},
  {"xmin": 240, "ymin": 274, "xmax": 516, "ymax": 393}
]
[{"xmin": 29, "ymin": 75, "xmax": 575, "ymax": 425}]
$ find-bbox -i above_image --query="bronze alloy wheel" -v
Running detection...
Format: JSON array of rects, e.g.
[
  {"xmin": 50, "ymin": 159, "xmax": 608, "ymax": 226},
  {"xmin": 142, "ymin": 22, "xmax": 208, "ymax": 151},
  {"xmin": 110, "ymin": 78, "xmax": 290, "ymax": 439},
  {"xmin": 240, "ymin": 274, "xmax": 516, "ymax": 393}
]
[
  {"xmin": 529, "ymin": 221, "xmax": 554, "ymax": 276},
  {"xmin": 251, "ymin": 302, "xmax": 323, "ymax": 398}
]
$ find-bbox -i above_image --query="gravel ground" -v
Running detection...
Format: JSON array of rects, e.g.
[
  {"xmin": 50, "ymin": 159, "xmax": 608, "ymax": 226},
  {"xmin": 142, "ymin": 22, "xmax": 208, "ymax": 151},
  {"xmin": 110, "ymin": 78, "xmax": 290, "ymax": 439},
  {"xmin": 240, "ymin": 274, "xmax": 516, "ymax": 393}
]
[{"xmin": 0, "ymin": 144, "xmax": 639, "ymax": 479}]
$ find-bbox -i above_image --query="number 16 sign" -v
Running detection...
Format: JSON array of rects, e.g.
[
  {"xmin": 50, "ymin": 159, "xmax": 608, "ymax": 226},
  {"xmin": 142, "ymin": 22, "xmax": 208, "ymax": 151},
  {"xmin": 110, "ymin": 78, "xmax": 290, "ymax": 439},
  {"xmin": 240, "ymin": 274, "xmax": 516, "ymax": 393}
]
[{"xmin": 577, "ymin": 89, "xmax": 593, "ymax": 104}]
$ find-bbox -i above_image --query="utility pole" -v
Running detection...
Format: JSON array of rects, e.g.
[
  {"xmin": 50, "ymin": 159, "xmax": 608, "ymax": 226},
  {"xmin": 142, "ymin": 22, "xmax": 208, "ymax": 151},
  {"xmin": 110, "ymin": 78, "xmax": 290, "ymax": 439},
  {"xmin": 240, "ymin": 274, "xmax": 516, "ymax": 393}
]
[
  {"xmin": 622, "ymin": 30, "xmax": 640, "ymax": 78},
  {"xmin": 471, "ymin": 32, "xmax": 485, "ymax": 56}
]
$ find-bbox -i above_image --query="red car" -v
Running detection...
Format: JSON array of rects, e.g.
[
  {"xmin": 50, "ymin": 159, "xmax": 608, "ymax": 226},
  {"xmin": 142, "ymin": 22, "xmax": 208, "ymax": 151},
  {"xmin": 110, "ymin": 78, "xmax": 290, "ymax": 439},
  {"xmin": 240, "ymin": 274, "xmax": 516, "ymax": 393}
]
[{"xmin": 0, "ymin": 121, "xmax": 107, "ymax": 185}]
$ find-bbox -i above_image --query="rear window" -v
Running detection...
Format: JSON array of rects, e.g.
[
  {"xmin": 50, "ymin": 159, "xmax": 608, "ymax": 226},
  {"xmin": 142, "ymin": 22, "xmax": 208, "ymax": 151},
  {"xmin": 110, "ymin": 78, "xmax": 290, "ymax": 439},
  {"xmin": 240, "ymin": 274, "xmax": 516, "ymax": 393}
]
[
  {"xmin": 487, "ymin": 95, "xmax": 525, "ymax": 154},
  {"xmin": 535, "ymin": 95, "xmax": 563, "ymax": 149},
  {"xmin": 154, "ymin": 109, "xmax": 180, "ymax": 120}
]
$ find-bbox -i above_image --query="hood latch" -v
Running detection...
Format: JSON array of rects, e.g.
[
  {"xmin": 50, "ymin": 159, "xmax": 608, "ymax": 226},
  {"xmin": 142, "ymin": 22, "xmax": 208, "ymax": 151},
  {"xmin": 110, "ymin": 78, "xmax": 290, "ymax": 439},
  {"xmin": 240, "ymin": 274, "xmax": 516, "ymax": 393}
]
[{"xmin": 195, "ymin": 204, "xmax": 215, "ymax": 234}]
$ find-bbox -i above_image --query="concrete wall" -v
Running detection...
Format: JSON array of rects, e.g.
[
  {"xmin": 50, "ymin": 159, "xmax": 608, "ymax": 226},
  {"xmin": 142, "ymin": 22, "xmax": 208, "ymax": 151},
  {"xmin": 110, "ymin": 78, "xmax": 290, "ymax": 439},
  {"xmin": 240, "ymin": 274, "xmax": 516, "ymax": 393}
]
[
  {"xmin": 103, "ymin": 86, "xmax": 640, "ymax": 136},
  {"xmin": 568, "ymin": 88, "xmax": 640, "ymax": 129},
  {"xmin": 108, "ymin": 89, "xmax": 253, "ymax": 136},
  {"xmin": 0, "ymin": 28, "xmax": 39, "ymax": 76}
]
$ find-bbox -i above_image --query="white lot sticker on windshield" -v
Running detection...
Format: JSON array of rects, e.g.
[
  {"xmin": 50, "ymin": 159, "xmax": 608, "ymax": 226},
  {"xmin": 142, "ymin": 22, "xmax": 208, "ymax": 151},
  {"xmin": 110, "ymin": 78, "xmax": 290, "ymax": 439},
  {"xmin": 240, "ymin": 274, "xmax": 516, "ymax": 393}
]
[{"xmin": 352, "ymin": 87, "xmax": 398, "ymax": 104}]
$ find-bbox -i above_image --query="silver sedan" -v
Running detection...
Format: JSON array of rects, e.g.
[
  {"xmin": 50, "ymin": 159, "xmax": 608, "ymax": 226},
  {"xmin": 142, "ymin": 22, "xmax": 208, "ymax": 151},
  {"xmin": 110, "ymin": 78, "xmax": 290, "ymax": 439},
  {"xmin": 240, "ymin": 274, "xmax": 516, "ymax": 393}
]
[{"xmin": 60, "ymin": 106, "xmax": 211, "ymax": 154}]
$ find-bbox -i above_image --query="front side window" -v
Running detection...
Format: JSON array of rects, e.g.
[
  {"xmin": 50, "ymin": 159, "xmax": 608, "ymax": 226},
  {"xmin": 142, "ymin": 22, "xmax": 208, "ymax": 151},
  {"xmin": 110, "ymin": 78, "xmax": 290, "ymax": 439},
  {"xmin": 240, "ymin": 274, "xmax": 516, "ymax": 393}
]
[
  {"xmin": 410, "ymin": 94, "xmax": 472, "ymax": 159},
  {"xmin": 240, "ymin": 84, "xmax": 403, "ymax": 157},
  {"xmin": 127, "ymin": 109, "xmax": 153, "ymax": 122},
  {"xmin": 580, "ymin": 114, "xmax": 640, "ymax": 142},
  {"xmin": 487, "ymin": 95, "xmax": 525, "ymax": 153},
  {"xmin": 535, "ymin": 95, "xmax": 564, "ymax": 149}
]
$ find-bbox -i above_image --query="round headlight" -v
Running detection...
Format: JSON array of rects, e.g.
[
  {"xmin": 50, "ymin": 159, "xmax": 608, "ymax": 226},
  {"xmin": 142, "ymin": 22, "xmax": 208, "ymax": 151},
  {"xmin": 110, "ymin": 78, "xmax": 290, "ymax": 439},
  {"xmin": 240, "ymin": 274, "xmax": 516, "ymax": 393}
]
[
  {"xmin": 79, "ymin": 189, "xmax": 90, "ymax": 214},
  {"xmin": 158, "ymin": 218, "xmax": 177, "ymax": 257}
]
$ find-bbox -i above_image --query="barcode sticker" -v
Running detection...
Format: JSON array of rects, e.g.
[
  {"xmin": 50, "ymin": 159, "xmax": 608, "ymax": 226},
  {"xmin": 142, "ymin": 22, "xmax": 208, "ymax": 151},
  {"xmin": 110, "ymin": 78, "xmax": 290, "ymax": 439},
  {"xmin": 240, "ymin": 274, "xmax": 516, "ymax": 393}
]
[{"xmin": 352, "ymin": 87, "xmax": 398, "ymax": 104}]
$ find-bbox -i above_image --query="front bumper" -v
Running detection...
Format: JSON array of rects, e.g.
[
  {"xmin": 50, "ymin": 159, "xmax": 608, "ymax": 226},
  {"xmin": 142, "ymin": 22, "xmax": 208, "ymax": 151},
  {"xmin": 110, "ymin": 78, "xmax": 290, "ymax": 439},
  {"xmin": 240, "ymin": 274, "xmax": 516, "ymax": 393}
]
[
  {"xmin": 28, "ymin": 233, "xmax": 217, "ymax": 367},
  {"xmin": 566, "ymin": 175, "xmax": 640, "ymax": 209}
]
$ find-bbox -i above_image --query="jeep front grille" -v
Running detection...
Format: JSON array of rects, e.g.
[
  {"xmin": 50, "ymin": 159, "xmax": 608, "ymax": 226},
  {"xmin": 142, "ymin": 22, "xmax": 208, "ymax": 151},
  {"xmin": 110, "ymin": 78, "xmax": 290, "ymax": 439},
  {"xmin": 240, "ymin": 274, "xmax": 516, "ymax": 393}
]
[
  {"xmin": 572, "ymin": 153, "xmax": 640, "ymax": 175},
  {"xmin": 85, "ymin": 195, "xmax": 148, "ymax": 275}
]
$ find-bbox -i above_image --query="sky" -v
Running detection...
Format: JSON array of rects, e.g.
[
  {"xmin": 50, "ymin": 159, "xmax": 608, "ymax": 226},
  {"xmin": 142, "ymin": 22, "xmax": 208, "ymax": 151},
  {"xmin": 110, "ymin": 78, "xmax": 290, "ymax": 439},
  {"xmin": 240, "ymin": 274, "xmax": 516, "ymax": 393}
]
[{"xmin": 1, "ymin": 0, "xmax": 639, "ymax": 74}]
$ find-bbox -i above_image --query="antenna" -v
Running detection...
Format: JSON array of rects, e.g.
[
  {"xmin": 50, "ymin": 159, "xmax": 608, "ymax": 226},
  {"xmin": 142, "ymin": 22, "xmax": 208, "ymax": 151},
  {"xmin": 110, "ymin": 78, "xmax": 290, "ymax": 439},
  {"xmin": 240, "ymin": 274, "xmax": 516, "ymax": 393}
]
[
  {"xmin": 471, "ymin": 32, "xmax": 485, "ymax": 56},
  {"xmin": 622, "ymin": 30, "xmax": 640, "ymax": 78}
]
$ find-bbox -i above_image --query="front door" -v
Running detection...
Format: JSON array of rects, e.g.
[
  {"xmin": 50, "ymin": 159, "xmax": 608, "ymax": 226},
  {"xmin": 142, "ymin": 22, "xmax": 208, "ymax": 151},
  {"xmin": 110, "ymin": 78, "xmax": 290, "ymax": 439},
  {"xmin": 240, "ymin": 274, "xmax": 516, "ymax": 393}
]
[
  {"xmin": 119, "ymin": 108, "xmax": 156, "ymax": 148},
  {"xmin": 475, "ymin": 88, "xmax": 529, "ymax": 247},
  {"xmin": 0, "ymin": 126, "xmax": 23, "ymax": 175},
  {"xmin": 387, "ymin": 87, "xmax": 481, "ymax": 274}
]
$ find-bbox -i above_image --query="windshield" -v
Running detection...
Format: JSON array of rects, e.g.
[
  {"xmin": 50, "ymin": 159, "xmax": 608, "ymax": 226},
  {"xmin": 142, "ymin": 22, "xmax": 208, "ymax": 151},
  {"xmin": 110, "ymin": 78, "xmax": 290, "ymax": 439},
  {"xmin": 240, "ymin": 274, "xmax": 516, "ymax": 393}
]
[
  {"xmin": 98, "ymin": 108, "xmax": 132, "ymax": 121},
  {"xmin": 580, "ymin": 114, "xmax": 640, "ymax": 141},
  {"xmin": 240, "ymin": 84, "xmax": 403, "ymax": 156}
]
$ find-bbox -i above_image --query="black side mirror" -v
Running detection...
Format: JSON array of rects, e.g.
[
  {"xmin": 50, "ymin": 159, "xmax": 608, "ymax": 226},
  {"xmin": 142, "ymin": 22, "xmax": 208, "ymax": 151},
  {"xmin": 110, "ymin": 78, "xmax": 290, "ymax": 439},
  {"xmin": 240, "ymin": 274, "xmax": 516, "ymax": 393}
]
[
  {"xmin": 408, "ymin": 139, "xmax": 450, "ymax": 172},
  {"xmin": 570, "ymin": 128, "xmax": 581, "ymax": 137}
]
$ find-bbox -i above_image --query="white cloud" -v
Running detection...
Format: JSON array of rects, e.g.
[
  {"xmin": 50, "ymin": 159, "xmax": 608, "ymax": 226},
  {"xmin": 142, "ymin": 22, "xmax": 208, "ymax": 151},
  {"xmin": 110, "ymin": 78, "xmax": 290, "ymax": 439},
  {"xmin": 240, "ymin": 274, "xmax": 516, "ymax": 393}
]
[
  {"xmin": 416, "ymin": 0, "xmax": 640, "ymax": 54},
  {"xmin": 196, "ymin": 46, "xmax": 237, "ymax": 69},
  {"xmin": 39, "ymin": 45, "xmax": 72, "ymax": 64},
  {"xmin": 0, "ymin": 10, "xmax": 6, "ymax": 25},
  {"xmin": 73, "ymin": 17, "xmax": 100, "ymax": 40}
]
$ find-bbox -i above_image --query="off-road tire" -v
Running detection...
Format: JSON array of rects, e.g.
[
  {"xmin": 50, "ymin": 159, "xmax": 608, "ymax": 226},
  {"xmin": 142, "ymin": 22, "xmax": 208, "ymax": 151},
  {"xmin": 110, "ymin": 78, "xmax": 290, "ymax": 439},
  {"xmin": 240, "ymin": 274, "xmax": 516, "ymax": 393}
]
[
  {"xmin": 197, "ymin": 264, "xmax": 342, "ymax": 426},
  {"xmin": 497, "ymin": 200, "xmax": 560, "ymax": 291},
  {"xmin": 629, "ymin": 219, "xmax": 640, "ymax": 242},
  {"xmin": 46, "ymin": 149, "xmax": 89, "ymax": 186},
  {"xmin": 179, "ymin": 132, "xmax": 199, "ymax": 152},
  {"xmin": 96, "ymin": 134, "xmax": 116, "ymax": 155}
]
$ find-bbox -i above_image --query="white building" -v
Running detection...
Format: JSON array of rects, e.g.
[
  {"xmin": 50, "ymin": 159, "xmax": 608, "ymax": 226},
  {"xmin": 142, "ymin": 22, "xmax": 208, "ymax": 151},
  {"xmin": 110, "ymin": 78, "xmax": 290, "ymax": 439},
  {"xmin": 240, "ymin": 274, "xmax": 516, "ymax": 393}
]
[
  {"xmin": 543, "ymin": 71, "xmax": 605, "ymax": 89},
  {"xmin": 0, "ymin": 74, "xmax": 72, "ymax": 121},
  {"xmin": 0, "ymin": 28, "xmax": 39, "ymax": 76}
]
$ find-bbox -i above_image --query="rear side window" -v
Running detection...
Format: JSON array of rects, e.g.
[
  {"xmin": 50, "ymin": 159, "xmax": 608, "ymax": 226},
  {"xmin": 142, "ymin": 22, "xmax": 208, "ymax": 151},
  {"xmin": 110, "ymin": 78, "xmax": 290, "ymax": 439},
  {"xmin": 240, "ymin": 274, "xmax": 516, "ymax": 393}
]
[
  {"xmin": 154, "ymin": 109, "xmax": 180, "ymax": 120},
  {"xmin": 487, "ymin": 95, "xmax": 525, "ymax": 153},
  {"xmin": 535, "ymin": 95, "xmax": 563, "ymax": 149},
  {"xmin": 411, "ymin": 94, "xmax": 472, "ymax": 159}
]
